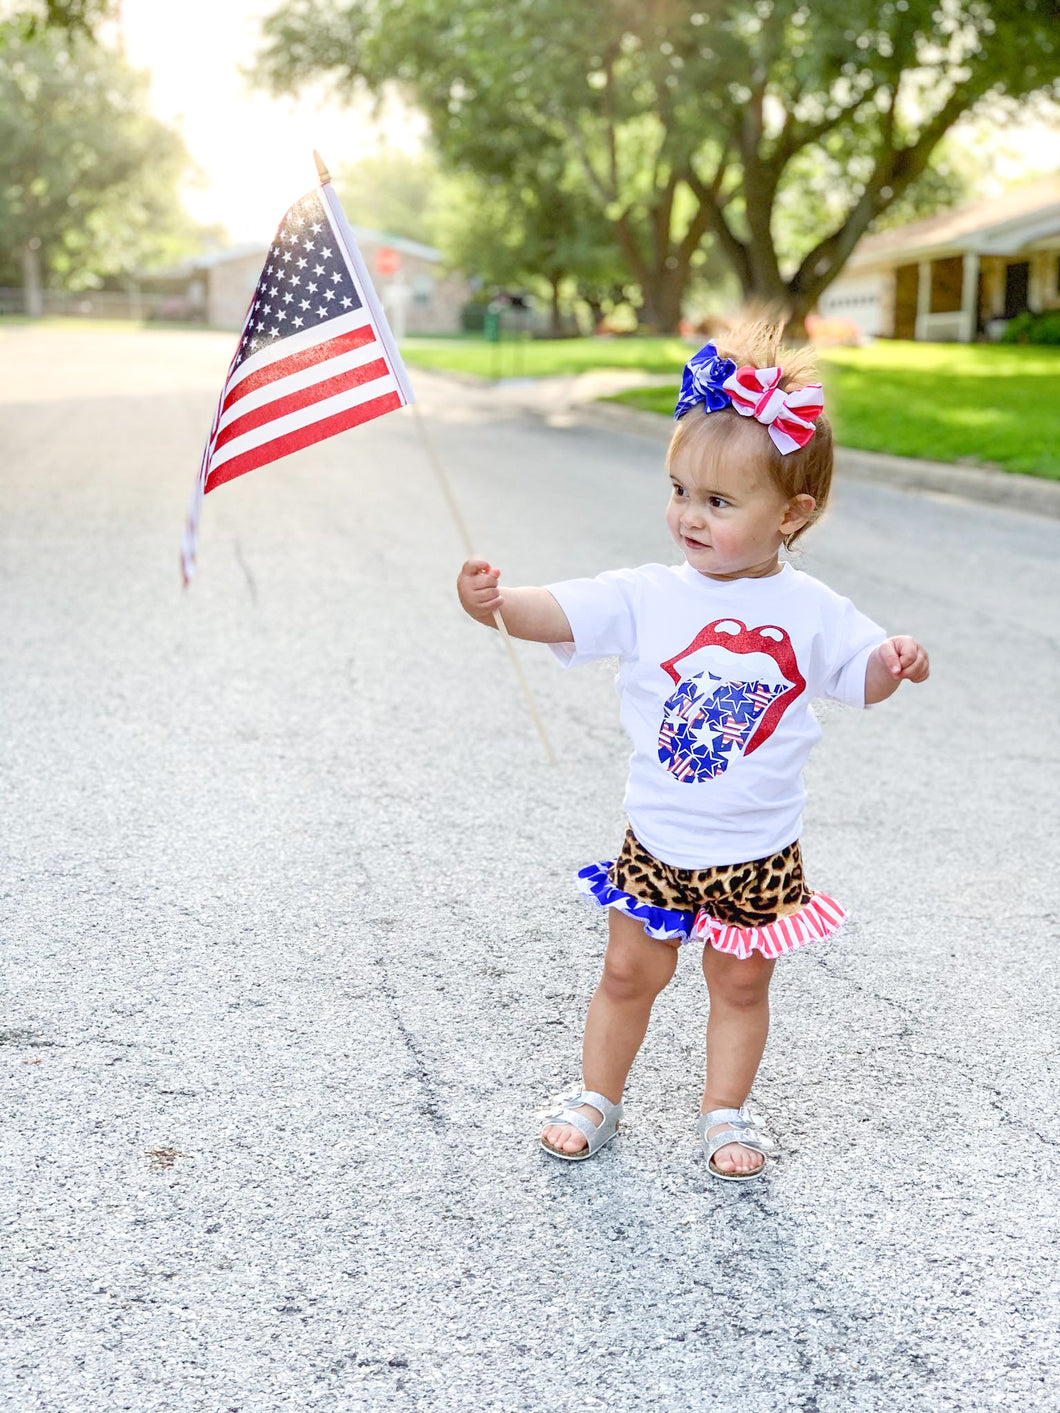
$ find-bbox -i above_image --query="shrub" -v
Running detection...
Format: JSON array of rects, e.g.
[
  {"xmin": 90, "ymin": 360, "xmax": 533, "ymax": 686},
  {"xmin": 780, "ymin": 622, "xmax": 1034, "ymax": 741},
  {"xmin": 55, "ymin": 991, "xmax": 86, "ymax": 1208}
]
[
  {"xmin": 460, "ymin": 300, "xmax": 489, "ymax": 333},
  {"xmin": 1000, "ymin": 310, "xmax": 1060, "ymax": 345}
]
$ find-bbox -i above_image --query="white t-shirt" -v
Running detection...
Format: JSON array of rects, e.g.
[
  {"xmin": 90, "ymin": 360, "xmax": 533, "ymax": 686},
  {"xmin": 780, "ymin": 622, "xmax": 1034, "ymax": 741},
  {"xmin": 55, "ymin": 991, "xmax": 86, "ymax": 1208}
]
[{"xmin": 546, "ymin": 562, "xmax": 884, "ymax": 868}]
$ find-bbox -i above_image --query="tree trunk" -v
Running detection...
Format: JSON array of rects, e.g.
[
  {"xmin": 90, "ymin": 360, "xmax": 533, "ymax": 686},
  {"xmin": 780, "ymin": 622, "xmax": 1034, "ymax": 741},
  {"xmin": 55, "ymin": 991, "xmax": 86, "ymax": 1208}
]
[
  {"xmin": 637, "ymin": 264, "xmax": 687, "ymax": 334},
  {"xmin": 781, "ymin": 299, "xmax": 814, "ymax": 343},
  {"xmin": 21, "ymin": 241, "xmax": 43, "ymax": 318},
  {"xmin": 585, "ymin": 298, "xmax": 605, "ymax": 332},
  {"xmin": 549, "ymin": 275, "xmax": 563, "ymax": 336}
]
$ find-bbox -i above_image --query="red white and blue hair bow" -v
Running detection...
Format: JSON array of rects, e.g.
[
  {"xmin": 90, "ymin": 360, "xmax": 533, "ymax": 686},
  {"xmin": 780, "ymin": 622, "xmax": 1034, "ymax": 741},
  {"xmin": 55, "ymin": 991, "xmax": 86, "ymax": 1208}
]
[{"xmin": 674, "ymin": 342, "xmax": 824, "ymax": 456}]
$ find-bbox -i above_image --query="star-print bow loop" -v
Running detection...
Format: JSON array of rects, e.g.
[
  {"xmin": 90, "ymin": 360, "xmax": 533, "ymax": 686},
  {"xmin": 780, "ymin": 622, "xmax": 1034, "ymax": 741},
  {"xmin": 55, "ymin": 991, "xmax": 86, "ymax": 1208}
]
[
  {"xmin": 673, "ymin": 341, "xmax": 738, "ymax": 421},
  {"xmin": 721, "ymin": 365, "xmax": 825, "ymax": 455}
]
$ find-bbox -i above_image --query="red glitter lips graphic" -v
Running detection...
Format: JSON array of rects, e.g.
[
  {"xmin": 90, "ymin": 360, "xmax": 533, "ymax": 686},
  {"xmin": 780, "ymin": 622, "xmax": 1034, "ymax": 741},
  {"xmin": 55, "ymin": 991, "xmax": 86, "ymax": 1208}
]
[{"xmin": 660, "ymin": 618, "xmax": 806, "ymax": 755}]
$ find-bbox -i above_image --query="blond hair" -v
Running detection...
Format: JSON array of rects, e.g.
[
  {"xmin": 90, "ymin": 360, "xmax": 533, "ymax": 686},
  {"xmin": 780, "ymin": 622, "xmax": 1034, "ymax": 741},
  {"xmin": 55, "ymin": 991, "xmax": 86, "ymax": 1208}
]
[{"xmin": 666, "ymin": 321, "xmax": 833, "ymax": 546}]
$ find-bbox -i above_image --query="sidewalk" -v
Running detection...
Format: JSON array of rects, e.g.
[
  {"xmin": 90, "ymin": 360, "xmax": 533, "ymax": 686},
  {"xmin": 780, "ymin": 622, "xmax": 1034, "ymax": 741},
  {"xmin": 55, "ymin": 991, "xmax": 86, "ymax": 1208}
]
[{"xmin": 414, "ymin": 365, "xmax": 1060, "ymax": 520}]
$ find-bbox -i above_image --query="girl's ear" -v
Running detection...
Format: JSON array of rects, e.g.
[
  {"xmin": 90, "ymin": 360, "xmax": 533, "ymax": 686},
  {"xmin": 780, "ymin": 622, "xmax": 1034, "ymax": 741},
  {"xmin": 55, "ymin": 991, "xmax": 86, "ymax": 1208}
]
[{"xmin": 781, "ymin": 493, "xmax": 815, "ymax": 537}]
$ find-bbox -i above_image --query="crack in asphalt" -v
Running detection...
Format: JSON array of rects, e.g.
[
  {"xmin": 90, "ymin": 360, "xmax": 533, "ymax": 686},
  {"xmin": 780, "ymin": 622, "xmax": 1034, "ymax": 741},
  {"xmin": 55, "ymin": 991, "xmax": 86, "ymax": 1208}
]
[
  {"xmin": 371, "ymin": 942, "xmax": 446, "ymax": 1132},
  {"xmin": 806, "ymin": 952, "xmax": 1059, "ymax": 1149}
]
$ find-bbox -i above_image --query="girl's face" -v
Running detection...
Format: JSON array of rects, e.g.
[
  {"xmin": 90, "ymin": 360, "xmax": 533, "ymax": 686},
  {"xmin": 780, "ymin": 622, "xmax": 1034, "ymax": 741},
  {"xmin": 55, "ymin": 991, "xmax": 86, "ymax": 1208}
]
[{"xmin": 666, "ymin": 439, "xmax": 812, "ymax": 581}]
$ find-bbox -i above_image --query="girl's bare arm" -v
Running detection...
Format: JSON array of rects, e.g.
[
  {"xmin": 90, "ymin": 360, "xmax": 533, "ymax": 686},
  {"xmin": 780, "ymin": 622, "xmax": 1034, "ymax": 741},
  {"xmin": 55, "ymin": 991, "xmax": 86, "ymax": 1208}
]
[{"xmin": 457, "ymin": 559, "xmax": 573, "ymax": 643}]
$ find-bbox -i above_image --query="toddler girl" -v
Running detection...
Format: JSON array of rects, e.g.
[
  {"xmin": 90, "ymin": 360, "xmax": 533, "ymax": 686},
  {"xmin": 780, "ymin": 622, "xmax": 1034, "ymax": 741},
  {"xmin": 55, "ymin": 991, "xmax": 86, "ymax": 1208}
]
[{"xmin": 456, "ymin": 323, "xmax": 928, "ymax": 1180}]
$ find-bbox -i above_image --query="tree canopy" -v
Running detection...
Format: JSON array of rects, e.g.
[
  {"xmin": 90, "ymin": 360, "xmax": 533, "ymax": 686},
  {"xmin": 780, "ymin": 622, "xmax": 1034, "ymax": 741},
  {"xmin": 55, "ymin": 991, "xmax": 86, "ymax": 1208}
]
[
  {"xmin": 1, "ymin": 0, "xmax": 115, "ymax": 42},
  {"xmin": 256, "ymin": 0, "xmax": 1060, "ymax": 331},
  {"xmin": 337, "ymin": 144, "xmax": 634, "ymax": 330},
  {"xmin": 337, "ymin": 148, "xmax": 442, "ymax": 246},
  {"xmin": 0, "ymin": 23, "xmax": 200, "ymax": 299}
]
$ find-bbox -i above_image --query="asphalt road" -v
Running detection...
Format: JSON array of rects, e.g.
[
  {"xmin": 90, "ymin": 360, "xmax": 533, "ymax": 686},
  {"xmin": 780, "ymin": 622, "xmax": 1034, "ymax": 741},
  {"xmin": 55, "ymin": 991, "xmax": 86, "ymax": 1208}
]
[{"xmin": 2, "ymin": 326, "xmax": 1058, "ymax": 1413}]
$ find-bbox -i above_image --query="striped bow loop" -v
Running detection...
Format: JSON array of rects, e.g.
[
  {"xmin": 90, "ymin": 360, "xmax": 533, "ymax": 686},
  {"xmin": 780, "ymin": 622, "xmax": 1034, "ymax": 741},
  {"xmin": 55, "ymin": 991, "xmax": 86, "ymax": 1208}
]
[{"xmin": 721, "ymin": 365, "xmax": 824, "ymax": 455}]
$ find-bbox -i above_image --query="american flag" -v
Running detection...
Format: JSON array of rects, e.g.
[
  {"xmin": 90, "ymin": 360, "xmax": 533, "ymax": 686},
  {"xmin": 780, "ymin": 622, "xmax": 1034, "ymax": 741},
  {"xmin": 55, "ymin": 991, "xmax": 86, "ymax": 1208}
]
[{"xmin": 181, "ymin": 179, "xmax": 413, "ymax": 583}]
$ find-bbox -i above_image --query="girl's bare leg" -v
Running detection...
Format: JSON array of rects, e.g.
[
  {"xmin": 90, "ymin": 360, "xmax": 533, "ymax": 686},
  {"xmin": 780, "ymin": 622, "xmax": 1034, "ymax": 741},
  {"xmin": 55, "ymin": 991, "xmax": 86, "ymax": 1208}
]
[
  {"xmin": 542, "ymin": 910, "xmax": 679, "ymax": 1154},
  {"xmin": 700, "ymin": 947, "xmax": 776, "ymax": 1175}
]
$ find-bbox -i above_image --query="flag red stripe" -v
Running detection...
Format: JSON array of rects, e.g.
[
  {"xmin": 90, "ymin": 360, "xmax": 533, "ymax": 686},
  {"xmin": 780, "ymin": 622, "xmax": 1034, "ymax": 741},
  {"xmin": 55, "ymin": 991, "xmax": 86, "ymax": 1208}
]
[
  {"xmin": 221, "ymin": 325, "xmax": 376, "ymax": 415},
  {"xmin": 212, "ymin": 357, "xmax": 390, "ymax": 456},
  {"xmin": 204, "ymin": 390, "xmax": 403, "ymax": 493}
]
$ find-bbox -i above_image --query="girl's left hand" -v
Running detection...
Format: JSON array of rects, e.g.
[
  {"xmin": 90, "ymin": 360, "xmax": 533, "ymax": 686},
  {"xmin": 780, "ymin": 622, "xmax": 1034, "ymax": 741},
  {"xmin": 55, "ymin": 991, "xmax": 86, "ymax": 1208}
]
[{"xmin": 876, "ymin": 635, "xmax": 930, "ymax": 683}]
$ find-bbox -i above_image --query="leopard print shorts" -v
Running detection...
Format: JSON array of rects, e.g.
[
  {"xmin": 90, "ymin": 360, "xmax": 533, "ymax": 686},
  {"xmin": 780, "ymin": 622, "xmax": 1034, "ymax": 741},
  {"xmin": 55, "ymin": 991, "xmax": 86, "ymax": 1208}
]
[{"xmin": 609, "ymin": 826, "xmax": 811, "ymax": 929}]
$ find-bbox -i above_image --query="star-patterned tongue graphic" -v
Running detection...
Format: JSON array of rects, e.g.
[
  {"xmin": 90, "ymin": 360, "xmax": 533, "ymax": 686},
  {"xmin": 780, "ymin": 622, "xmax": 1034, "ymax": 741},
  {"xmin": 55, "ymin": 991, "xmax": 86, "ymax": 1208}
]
[
  {"xmin": 233, "ymin": 190, "xmax": 363, "ymax": 370},
  {"xmin": 659, "ymin": 672, "xmax": 787, "ymax": 782}
]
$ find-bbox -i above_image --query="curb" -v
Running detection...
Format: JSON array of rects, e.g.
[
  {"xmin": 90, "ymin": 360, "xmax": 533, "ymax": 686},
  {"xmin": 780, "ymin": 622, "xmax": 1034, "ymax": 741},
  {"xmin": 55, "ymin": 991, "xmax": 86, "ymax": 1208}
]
[{"xmin": 569, "ymin": 398, "xmax": 1060, "ymax": 520}]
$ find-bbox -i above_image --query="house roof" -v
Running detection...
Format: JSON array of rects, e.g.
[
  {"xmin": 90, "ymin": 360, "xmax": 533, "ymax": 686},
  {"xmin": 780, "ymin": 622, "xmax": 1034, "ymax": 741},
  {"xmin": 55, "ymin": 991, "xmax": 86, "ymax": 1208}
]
[
  {"xmin": 348, "ymin": 226, "xmax": 442, "ymax": 263},
  {"xmin": 849, "ymin": 176, "xmax": 1060, "ymax": 267}
]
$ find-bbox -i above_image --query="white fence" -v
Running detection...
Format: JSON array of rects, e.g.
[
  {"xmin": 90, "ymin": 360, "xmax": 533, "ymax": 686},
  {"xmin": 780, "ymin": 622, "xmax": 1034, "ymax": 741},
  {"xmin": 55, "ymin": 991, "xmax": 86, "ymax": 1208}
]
[{"xmin": 0, "ymin": 288, "xmax": 202, "ymax": 320}]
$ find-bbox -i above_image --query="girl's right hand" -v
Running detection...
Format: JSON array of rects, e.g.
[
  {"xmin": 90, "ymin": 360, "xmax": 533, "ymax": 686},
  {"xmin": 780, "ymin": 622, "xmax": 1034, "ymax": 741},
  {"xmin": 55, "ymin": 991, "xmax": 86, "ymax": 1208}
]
[{"xmin": 457, "ymin": 558, "xmax": 503, "ymax": 623}]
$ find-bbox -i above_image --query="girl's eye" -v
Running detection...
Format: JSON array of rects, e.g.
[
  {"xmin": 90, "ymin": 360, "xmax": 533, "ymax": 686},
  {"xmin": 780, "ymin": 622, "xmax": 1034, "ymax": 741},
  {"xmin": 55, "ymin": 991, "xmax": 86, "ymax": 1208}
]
[
  {"xmin": 670, "ymin": 484, "xmax": 686, "ymax": 498},
  {"xmin": 709, "ymin": 496, "xmax": 729, "ymax": 509}
]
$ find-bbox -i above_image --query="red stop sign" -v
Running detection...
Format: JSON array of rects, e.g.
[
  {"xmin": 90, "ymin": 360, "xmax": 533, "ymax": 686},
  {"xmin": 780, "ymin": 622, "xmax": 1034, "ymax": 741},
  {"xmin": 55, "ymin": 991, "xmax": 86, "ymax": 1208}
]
[{"xmin": 375, "ymin": 246, "xmax": 401, "ymax": 277}]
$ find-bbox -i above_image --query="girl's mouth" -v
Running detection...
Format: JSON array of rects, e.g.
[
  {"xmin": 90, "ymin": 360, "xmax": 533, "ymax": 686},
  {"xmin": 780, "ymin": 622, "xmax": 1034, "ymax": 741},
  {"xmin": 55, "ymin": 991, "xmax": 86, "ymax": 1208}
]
[{"xmin": 683, "ymin": 536, "xmax": 710, "ymax": 549}]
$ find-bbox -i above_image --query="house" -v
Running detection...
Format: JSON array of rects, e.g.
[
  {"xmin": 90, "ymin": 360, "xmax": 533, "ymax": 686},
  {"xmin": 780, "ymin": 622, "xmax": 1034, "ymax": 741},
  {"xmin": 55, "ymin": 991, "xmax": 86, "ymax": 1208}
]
[
  {"xmin": 816, "ymin": 176, "xmax": 1060, "ymax": 341},
  {"xmin": 193, "ymin": 228, "xmax": 470, "ymax": 336}
]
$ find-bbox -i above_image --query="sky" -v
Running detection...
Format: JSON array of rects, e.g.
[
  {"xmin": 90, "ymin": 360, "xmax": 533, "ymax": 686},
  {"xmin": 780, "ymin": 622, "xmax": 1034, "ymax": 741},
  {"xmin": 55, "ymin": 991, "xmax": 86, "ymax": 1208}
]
[
  {"xmin": 116, "ymin": 0, "xmax": 427, "ymax": 242},
  {"xmin": 115, "ymin": 0, "xmax": 1056, "ymax": 246}
]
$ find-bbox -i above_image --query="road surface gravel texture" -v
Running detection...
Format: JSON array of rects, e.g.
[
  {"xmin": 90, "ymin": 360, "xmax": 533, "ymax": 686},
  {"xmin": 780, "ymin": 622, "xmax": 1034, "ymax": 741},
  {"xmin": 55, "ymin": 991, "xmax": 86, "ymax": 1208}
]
[{"xmin": 1, "ymin": 327, "xmax": 1057, "ymax": 1413}]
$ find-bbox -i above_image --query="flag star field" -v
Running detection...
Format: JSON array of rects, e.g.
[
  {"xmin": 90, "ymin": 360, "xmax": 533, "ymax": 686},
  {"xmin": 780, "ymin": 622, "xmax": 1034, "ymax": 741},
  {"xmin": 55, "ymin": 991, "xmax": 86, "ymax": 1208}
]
[{"xmin": 234, "ymin": 190, "xmax": 363, "ymax": 370}]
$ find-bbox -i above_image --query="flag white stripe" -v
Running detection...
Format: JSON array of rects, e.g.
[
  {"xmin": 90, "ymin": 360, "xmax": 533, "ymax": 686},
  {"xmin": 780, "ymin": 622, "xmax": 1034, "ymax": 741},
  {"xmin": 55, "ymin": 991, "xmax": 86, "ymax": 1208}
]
[
  {"xmin": 224, "ymin": 310, "xmax": 378, "ymax": 397},
  {"xmin": 207, "ymin": 372, "xmax": 399, "ymax": 473},
  {"xmin": 320, "ymin": 184, "xmax": 416, "ymax": 407},
  {"xmin": 216, "ymin": 339, "xmax": 384, "ymax": 434}
]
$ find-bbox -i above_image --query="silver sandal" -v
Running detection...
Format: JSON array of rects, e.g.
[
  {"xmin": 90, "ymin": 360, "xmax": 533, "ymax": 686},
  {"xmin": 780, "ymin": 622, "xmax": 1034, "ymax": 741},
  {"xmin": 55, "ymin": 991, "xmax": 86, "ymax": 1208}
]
[
  {"xmin": 540, "ymin": 1089, "xmax": 623, "ymax": 1162},
  {"xmin": 697, "ymin": 1104, "xmax": 776, "ymax": 1182}
]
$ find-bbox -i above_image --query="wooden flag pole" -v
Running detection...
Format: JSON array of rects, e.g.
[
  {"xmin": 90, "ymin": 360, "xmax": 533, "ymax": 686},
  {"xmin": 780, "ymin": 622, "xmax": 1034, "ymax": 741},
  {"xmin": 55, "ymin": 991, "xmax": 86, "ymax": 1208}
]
[
  {"xmin": 312, "ymin": 151, "xmax": 557, "ymax": 767},
  {"xmin": 409, "ymin": 402, "xmax": 558, "ymax": 767}
]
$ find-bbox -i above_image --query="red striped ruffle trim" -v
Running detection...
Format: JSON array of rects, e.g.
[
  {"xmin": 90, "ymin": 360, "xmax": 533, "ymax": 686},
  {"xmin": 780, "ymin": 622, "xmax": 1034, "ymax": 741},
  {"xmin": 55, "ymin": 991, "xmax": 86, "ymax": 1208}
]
[{"xmin": 691, "ymin": 891, "xmax": 847, "ymax": 960}]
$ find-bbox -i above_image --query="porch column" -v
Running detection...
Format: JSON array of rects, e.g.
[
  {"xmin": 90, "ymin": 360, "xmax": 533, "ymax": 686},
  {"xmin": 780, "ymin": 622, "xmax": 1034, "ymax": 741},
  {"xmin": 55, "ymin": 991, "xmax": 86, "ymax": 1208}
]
[
  {"xmin": 914, "ymin": 260, "xmax": 932, "ymax": 341},
  {"xmin": 960, "ymin": 251, "xmax": 980, "ymax": 343}
]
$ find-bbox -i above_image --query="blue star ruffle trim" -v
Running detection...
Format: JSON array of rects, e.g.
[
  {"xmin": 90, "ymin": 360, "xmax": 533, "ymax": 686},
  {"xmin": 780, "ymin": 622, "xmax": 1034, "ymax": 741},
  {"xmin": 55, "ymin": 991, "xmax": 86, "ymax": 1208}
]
[{"xmin": 576, "ymin": 860, "xmax": 695, "ymax": 941}]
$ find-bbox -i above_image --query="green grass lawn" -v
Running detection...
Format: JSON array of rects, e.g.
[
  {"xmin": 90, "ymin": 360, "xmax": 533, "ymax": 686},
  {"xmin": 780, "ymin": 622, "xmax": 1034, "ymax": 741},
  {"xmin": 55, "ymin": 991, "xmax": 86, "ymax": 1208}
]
[
  {"xmin": 609, "ymin": 341, "xmax": 1060, "ymax": 480},
  {"xmin": 401, "ymin": 333, "xmax": 693, "ymax": 378}
]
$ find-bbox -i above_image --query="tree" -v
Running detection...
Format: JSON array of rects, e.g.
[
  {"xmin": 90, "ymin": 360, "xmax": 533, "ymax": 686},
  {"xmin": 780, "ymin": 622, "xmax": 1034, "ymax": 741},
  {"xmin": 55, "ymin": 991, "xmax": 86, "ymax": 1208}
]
[
  {"xmin": 771, "ymin": 129, "xmax": 979, "ymax": 266},
  {"xmin": 337, "ymin": 147, "xmax": 443, "ymax": 246},
  {"xmin": 435, "ymin": 158, "xmax": 631, "ymax": 332},
  {"xmin": 339, "ymin": 142, "xmax": 632, "ymax": 331},
  {"xmin": 255, "ymin": 0, "xmax": 1060, "ymax": 332},
  {"xmin": 0, "ymin": 24, "xmax": 198, "ymax": 310},
  {"xmin": 1, "ymin": 1, "xmax": 115, "ymax": 42}
]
